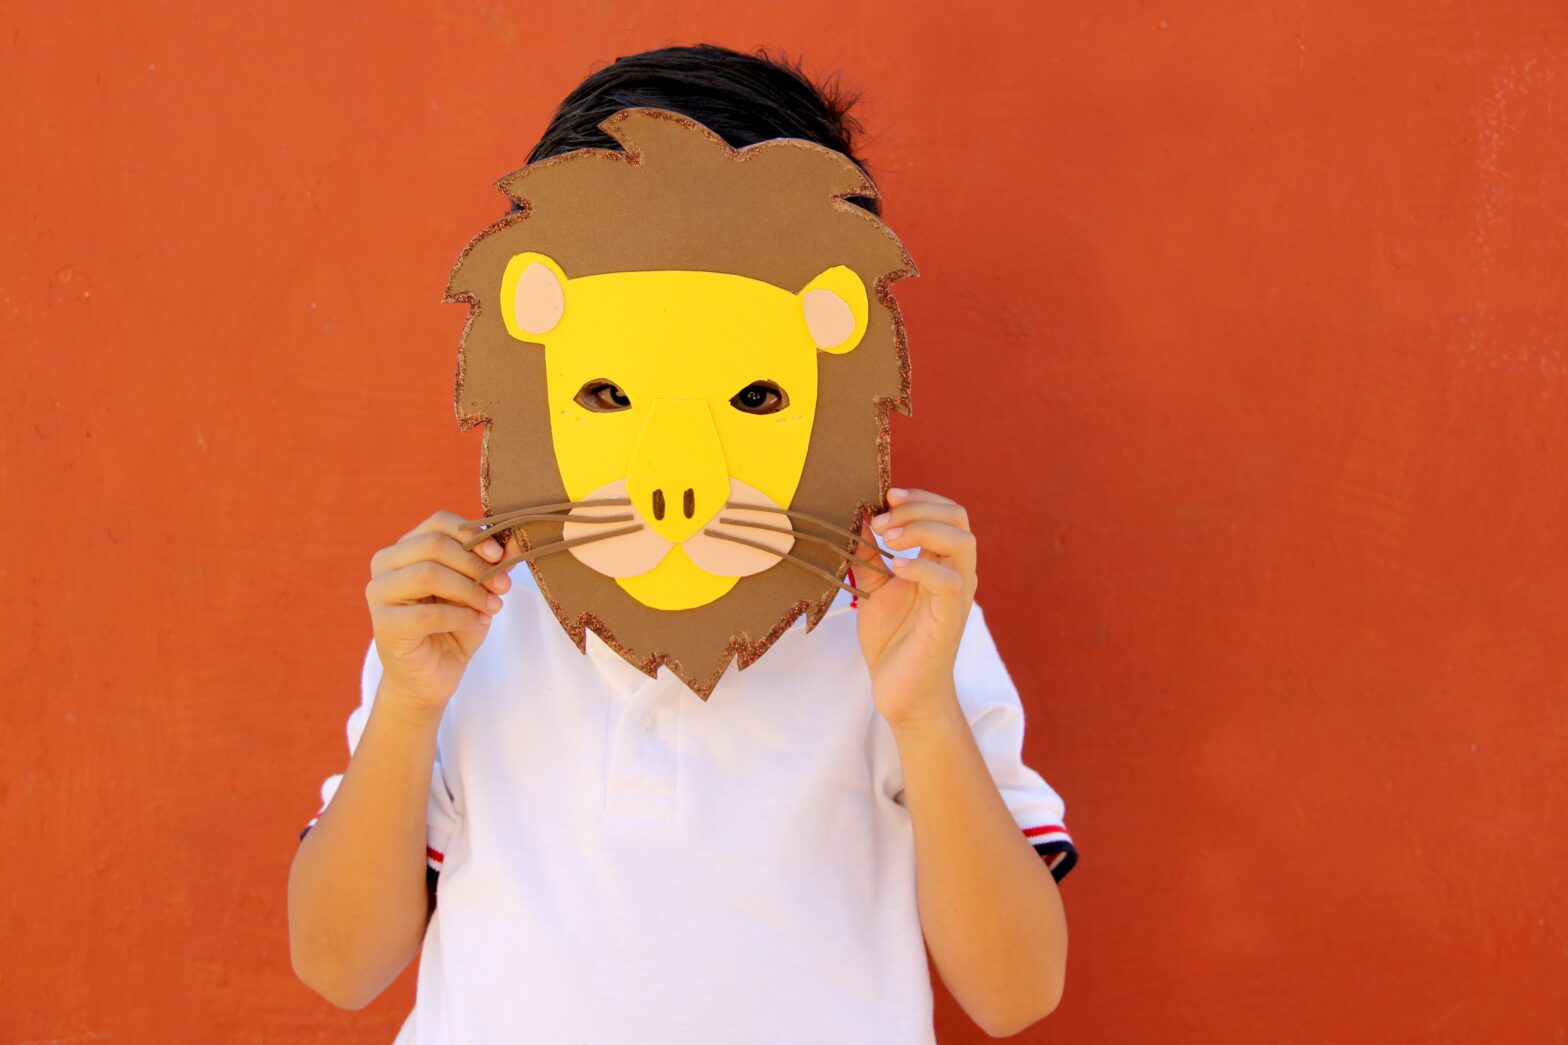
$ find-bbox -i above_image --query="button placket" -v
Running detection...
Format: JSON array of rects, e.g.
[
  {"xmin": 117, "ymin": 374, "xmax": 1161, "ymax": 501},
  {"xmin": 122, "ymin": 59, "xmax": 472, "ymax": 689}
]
[{"xmin": 605, "ymin": 676, "xmax": 682, "ymax": 820}]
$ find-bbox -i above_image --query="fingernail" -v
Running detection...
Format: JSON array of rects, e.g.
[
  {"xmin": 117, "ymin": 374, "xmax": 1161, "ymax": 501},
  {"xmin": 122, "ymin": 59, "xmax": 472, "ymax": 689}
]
[
  {"xmin": 871, "ymin": 512, "xmax": 890, "ymax": 531},
  {"xmin": 884, "ymin": 526, "xmax": 903, "ymax": 540},
  {"xmin": 889, "ymin": 487, "xmax": 908, "ymax": 499},
  {"xmin": 478, "ymin": 539, "xmax": 502, "ymax": 561},
  {"xmin": 889, "ymin": 556, "xmax": 909, "ymax": 570},
  {"xmin": 493, "ymin": 573, "xmax": 511, "ymax": 592},
  {"xmin": 487, "ymin": 594, "xmax": 502, "ymax": 613}
]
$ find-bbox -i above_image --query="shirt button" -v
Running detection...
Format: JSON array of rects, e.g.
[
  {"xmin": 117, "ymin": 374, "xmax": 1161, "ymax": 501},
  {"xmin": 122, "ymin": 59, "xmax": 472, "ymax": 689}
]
[{"xmin": 642, "ymin": 712, "xmax": 654, "ymax": 731}]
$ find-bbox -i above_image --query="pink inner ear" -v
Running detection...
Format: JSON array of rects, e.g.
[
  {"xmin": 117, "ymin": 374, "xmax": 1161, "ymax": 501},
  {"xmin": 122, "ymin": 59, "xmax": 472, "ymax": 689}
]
[
  {"xmin": 515, "ymin": 262, "xmax": 564, "ymax": 334},
  {"xmin": 802, "ymin": 288, "xmax": 854, "ymax": 348}
]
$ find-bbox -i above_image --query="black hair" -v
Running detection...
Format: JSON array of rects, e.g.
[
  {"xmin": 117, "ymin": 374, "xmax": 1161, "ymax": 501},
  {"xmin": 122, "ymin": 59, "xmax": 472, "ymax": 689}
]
[{"xmin": 527, "ymin": 43, "xmax": 880, "ymax": 215}]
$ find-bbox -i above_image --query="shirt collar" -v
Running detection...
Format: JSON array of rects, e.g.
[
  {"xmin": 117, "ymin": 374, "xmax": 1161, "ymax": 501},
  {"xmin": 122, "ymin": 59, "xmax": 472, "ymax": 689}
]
[{"xmin": 580, "ymin": 582, "xmax": 858, "ymax": 697}]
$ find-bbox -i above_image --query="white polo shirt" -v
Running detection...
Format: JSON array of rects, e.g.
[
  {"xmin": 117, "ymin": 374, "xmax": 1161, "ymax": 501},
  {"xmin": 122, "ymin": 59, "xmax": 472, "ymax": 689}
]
[{"xmin": 307, "ymin": 566, "xmax": 1076, "ymax": 1044}]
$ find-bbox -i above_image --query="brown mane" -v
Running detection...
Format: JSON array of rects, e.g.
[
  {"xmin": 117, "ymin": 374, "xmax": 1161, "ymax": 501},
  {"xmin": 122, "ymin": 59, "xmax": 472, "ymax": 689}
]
[{"xmin": 445, "ymin": 108, "xmax": 915, "ymax": 697}]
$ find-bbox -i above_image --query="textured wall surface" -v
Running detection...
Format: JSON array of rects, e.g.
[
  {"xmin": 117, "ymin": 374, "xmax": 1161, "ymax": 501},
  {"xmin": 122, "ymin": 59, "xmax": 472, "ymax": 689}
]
[{"xmin": 3, "ymin": 3, "xmax": 1565, "ymax": 1041}]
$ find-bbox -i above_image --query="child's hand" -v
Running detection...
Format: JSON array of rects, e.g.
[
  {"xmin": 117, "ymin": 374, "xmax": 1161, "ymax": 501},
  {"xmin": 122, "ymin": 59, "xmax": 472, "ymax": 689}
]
[
  {"xmin": 365, "ymin": 511, "xmax": 520, "ymax": 715},
  {"xmin": 854, "ymin": 488, "xmax": 978, "ymax": 730}
]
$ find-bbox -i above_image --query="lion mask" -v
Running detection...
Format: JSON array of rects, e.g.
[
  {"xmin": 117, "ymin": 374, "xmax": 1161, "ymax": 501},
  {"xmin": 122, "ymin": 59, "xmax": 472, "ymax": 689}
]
[{"xmin": 446, "ymin": 108, "xmax": 914, "ymax": 698}]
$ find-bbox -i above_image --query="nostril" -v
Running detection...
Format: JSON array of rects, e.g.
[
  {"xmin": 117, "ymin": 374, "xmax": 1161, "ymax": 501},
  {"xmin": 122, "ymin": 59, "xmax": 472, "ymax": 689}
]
[
  {"xmin": 683, "ymin": 488, "xmax": 695, "ymax": 519},
  {"xmin": 652, "ymin": 489, "xmax": 666, "ymax": 521}
]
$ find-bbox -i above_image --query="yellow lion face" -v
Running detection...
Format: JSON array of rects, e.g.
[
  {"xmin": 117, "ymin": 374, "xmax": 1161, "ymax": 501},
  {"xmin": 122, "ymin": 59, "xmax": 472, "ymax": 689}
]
[{"xmin": 498, "ymin": 251, "xmax": 869, "ymax": 610}]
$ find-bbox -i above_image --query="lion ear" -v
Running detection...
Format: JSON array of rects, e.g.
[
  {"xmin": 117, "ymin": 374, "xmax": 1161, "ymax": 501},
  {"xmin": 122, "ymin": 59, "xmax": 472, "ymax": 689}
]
[
  {"xmin": 798, "ymin": 265, "xmax": 868, "ymax": 354},
  {"xmin": 500, "ymin": 251, "xmax": 569, "ymax": 340}
]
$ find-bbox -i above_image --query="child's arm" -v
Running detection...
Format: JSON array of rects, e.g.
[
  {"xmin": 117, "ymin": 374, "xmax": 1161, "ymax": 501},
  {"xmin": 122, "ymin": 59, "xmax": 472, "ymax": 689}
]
[
  {"xmin": 857, "ymin": 490, "xmax": 1067, "ymax": 1038},
  {"xmin": 288, "ymin": 512, "xmax": 515, "ymax": 1010},
  {"xmin": 885, "ymin": 685, "xmax": 1067, "ymax": 1036}
]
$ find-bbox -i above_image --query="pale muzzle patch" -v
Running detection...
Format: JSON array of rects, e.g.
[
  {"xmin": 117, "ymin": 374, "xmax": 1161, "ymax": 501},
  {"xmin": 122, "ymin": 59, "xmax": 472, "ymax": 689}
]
[{"xmin": 564, "ymin": 477, "xmax": 795, "ymax": 578}]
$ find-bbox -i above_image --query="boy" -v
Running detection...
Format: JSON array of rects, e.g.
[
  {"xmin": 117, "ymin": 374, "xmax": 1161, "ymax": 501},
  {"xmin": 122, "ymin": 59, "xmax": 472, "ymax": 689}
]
[{"xmin": 288, "ymin": 44, "xmax": 1075, "ymax": 1043}]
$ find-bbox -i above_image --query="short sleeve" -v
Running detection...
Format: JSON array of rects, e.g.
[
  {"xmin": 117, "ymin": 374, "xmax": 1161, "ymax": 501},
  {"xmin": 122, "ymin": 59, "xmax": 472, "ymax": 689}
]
[
  {"xmin": 953, "ymin": 602, "xmax": 1079, "ymax": 882},
  {"xmin": 298, "ymin": 638, "xmax": 462, "ymax": 874}
]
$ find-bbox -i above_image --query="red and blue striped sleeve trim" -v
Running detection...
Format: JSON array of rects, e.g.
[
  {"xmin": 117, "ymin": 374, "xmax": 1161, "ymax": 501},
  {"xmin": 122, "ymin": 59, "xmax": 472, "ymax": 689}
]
[
  {"xmin": 297, "ymin": 807, "xmax": 327, "ymax": 841},
  {"xmin": 298, "ymin": 810, "xmax": 447, "ymax": 873},
  {"xmin": 1023, "ymin": 824, "xmax": 1078, "ymax": 882}
]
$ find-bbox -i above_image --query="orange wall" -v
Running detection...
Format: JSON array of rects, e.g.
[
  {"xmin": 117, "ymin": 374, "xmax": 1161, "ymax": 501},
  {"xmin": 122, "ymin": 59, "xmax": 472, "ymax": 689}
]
[{"xmin": 4, "ymin": 4, "xmax": 1565, "ymax": 1041}]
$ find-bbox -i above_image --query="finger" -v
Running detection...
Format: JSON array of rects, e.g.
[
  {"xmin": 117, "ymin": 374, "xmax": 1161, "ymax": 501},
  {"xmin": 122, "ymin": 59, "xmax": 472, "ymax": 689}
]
[
  {"xmin": 885, "ymin": 487, "xmax": 957, "ymax": 508},
  {"xmin": 886, "ymin": 555, "xmax": 964, "ymax": 597},
  {"xmin": 871, "ymin": 500, "xmax": 970, "ymax": 535},
  {"xmin": 374, "ymin": 602, "xmax": 490, "ymax": 641},
  {"xmin": 368, "ymin": 561, "xmax": 501, "ymax": 615},
  {"xmin": 877, "ymin": 520, "xmax": 977, "ymax": 565},
  {"xmin": 396, "ymin": 509, "xmax": 474, "ymax": 545},
  {"xmin": 853, "ymin": 520, "xmax": 894, "ymax": 594},
  {"xmin": 487, "ymin": 532, "xmax": 529, "ymax": 591},
  {"xmin": 372, "ymin": 530, "xmax": 511, "ymax": 593}
]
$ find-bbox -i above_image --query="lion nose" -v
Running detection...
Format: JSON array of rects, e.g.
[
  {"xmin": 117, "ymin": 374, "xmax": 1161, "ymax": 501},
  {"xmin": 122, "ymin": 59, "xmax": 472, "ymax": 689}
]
[
  {"xmin": 627, "ymin": 401, "xmax": 728, "ymax": 545},
  {"xmin": 648, "ymin": 488, "xmax": 698, "ymax": 522}
]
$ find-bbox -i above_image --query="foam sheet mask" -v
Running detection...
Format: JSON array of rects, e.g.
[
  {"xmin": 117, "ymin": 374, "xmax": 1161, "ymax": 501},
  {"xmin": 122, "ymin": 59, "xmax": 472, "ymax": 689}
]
[{"xmin": 446, "ymin": 108, "xmax": 915, "ymax": 697}]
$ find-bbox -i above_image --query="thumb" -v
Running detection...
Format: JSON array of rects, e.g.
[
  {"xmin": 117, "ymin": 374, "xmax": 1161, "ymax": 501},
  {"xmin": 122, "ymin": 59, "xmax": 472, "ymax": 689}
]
[
  {"xmin": 853, "ymin": 519, "xmax": 893, "ymax": 595},
  {"xmin": 458, "ymin": 532, "xmax": 522, "ymax": 655}
]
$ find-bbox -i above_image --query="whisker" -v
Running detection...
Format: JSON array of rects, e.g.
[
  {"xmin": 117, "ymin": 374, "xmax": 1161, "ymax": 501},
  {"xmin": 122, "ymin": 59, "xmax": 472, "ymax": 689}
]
[
  {"xmin": 702, "ymin": 529, "xmax": 870, "ymax": 599},
  {"xmin": 723, "ymin": 502, "xmax": 890, "ymax": 560},
  {"xmin": 477, "ymin": 524, "xmax": 643, "ymax": 584},
  {"xmin": 716, "ymin": 516, "xmax": 893, "ymax": 578},
  {"xmin": 459, "ymin": 513, "xmax": 634, "ymax": 552},
  {"xmin": 463, "ymin": 498, "xmax": 632, "ymax": 531}
]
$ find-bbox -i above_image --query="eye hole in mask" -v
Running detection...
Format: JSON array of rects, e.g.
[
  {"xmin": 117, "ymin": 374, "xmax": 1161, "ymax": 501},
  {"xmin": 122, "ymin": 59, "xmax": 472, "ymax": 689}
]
[
  {"xmin": 730, "ymin": 380, "xmax": 788, "ymax": 416},
  {"xmin": 574, "ymin": 379, "xmax": 633, "ymax": 412}
]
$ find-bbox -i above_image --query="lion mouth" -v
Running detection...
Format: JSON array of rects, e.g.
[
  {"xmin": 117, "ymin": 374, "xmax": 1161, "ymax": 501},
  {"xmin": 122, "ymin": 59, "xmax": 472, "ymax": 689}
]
[{"xmin": 563, "ymin": 478, "xmax": 795, "ymax": 579}]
